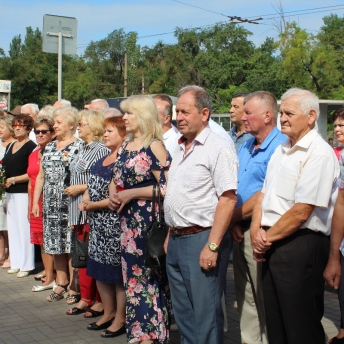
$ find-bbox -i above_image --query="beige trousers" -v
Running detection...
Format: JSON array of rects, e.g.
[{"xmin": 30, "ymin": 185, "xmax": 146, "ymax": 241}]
[{"xmin": 233, "ymin": 224, "xmax": 268, "ymax": 344}]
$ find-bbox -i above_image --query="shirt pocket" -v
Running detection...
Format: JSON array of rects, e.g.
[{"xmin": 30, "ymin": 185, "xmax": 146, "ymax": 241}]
[
  {"xmin": 276, "ymin": 167, "xmax": 298, "ymax": 201},
  {"xmin": 74, "ymin": 159, "xmax": 91, "ymax": 174}
]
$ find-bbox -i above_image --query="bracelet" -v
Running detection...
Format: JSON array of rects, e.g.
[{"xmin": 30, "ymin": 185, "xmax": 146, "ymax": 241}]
[{"xmin": 12, "ymin": 177, "xmax": 15, "ymax": 185}]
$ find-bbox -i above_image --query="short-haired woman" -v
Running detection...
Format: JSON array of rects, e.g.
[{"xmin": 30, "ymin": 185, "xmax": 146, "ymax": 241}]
[
  {"xmin": 0, "ymin": 114, "xmax": 16, "ymax": 268},
  {"xmin": 3, "ymin": 114, "xmax": 37, "ymax": 277},
  {"xmin": 32, "ymin": 107, "xmax": 83, "ymax": 301},
  {"xmin": 109, "ymin": 95, "xmax": 171, "ymax": 344}
]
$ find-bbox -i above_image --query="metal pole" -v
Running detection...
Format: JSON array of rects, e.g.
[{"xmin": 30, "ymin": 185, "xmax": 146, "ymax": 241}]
[
  {"xmin": 58, "ymin": 32, "xmax": 62, "ymax": 100},
  {"xmin": 124, "ymin": 53, "xmax": 128, "ymax": 97}
]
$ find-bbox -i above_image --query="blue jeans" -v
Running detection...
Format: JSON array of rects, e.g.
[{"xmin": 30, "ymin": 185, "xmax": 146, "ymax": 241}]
[{"xmin": 166, "ymin": 230, "xmax": 230, "ymax": 344}]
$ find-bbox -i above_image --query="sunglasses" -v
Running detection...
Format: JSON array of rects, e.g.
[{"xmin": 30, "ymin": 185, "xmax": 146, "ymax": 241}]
[
  {"xmin": 13, "ymin": 124, "xmax": 25, "ymax": 128},
  {"xmin": 34, "ymin": 130, "xmax": 50, "ymax": 135}
]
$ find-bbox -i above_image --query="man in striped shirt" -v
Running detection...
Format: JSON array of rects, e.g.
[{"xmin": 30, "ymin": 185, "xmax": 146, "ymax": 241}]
[{"xmin": 164, "ymin": 85, "xmax": 238, "ymax": 344}]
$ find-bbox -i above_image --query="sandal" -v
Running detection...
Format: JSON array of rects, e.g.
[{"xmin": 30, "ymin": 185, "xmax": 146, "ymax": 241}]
[
  {"xmin": 66, "ymin": 292, "xmax": 81, "ymax": 305},
  {"xmin": 84, "ymin": 308, "xmax": 104, "ymax": 318},
  {"xmin": 47, "ymin": 283, "xmax": 68, "ymax": 302},
  {"xmin": 34, "ymin": 272, "xmax": 46, "ymax": 281},
  {"xmin": 66, "ymin": 298, "xmax": 93, "ymax": 315}
]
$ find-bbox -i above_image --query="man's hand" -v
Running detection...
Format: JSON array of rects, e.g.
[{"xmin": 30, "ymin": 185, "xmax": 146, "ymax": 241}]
[
  {"xmin": 199, "ymin": 245, "xmax": 218, "ymax": 271},
  {"xmin": 324, "ymin": 258, "xmax": 342, "ymax": 290},
  {"xmin": 229, "ymin": 223, "xmax": 244, "ymax": 242},
  {"xmin": 251, "ymin": 227, "xmax": 271, "ymax": 254}
]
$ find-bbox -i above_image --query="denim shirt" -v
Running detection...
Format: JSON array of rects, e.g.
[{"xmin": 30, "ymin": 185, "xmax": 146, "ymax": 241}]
[{"xmin": 228, "ymin": 125, "xmax": 253, "ymax": 152}]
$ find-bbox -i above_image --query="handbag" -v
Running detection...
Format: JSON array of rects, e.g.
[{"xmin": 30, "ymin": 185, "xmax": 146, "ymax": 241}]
[
  {"xmin": 71, "ymin": 212, "xmax": 89, "ymax": 268},
  {"xmin": 144, "ymin": 184, "xmax": 168, "ymax": 268}
]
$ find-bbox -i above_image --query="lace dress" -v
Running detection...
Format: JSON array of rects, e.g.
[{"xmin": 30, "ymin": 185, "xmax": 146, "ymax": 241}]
[{"xmin": 112, "ymin": 140, "xmax": 171, "ymax": 344}]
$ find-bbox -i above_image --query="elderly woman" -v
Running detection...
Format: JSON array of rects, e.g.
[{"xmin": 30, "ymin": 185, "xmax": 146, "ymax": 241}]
[
  {"xmin": 29, "ymin": 116, "xmax": 55, "ymax": 291},
  {"xmin": 0, "ymin": 114, "xmax": 16, "ymax": 268},
  {"xmin": 79, "ymin": 116, "xmax": 126, "ymax": 338},
  {"xmin": 32, "ymin": 107, "xmax": 83, "ymax": 301},
  {"xmin": 64, "ymin": 110, "xmax": 109, "ymax": 311},
  {"xmin": 109, "ymin": 95, "xmax": 171, "ymax": 344},
  {"xmin": 3, "ymin": 114, "xmax": 37, "ymax": 277}
]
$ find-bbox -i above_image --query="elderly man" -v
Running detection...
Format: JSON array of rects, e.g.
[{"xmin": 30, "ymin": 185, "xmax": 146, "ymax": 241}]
[
  {"xmin": 164, "ymin": 85, "xmax": 238, "ymax": 344},
  {"xmin": 21, "ymin": 103, "xmax": 39, "ymax": 143},
  {"xmin": 153, "ymin": 94, "xmax": 179, "ymax": 157},
  {"xmin": 88, "ymin": 99, "xmax": 109, "ymax": 113},
  {"xmin": 251, "ymin": 88, "xmax": 339, "ymax": 344},
  {"xmin": 53, "ymin": 99, "xmax": 71, "ymax": 109},
  {"xmin": 229, "ymin": 91, "xmax": 286, "ymax": 344},
  {"xmin": 228, "ymin": 92, "xmax": 253, "ymax": 152},
  {"xmin": 103, "ymin": 107, "xmax": 122, "ymax": 118}
]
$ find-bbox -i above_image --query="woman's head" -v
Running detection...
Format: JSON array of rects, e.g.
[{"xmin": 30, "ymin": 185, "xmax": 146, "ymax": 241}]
[
  {"xmin": 77, "ymin": 110, "xmax": 105, "ymax": 142},
  {"xmin": 0, "ymin": 114, "xmax": 15, "ymax": 140},
  {"xmin": 53, "ymin": 107, "xmax": 79, "ymax": 137},
  {"xmin": 103, "ymin": 116, "xmax": 126, "ymax": 150},
  {"xmin": 34, "ymin": 116, "xmax": 54, "ymax": 148},
  {"xmin": 333, "ymin": 108, "xmax": 344, "ymax": 145},
  {"xmin": 13, "ymin": 114, "xmax": 34, "ymax": 138},
  {"xmin": 120, "ymin": 95, "xmax": 163, "ymax": 147}
]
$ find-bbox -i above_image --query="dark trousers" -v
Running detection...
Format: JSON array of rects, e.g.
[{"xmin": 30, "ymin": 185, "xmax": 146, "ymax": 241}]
[{"xmin": 262, "ymin": 229, "xmax": 329, "ymax": 344}]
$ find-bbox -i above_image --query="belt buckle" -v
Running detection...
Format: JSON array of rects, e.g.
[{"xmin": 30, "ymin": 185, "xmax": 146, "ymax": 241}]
[{"xmin": 174, "ymin": 229, "xmax": 179, "ymax": 235}]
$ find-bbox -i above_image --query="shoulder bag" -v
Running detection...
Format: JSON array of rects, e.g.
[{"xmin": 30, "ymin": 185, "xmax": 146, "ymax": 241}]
[{"xmin": 71, "ymin": 212, "xmax": 89, "ymax": 268}]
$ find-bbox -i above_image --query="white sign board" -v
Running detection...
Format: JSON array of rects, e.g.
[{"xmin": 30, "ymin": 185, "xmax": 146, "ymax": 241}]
[
  {"xmin": 42, "ymin": 14, "xmax": 77, "ymax": 55},
  {"xmin": 0, "ymin": 80, "xmax": 11, "ymax": 93}
]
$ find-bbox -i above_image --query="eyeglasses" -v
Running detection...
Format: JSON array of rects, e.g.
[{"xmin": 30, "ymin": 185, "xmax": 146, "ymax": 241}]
[
  {"xmin": 78, "ymin": 122, "xmax": 89, "ymax": 127},
  {"xmin": 13, "ymin": 124, "xmax": 25, "ymax": 128},
  {"xmin": 34, "ymin": 130, "xmax": 50, "ymax": 135}
]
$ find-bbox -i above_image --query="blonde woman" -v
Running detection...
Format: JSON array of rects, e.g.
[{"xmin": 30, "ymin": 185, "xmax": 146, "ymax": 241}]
[{"xmin": 109, "ymin": 95, "xmax": 171, "ymax": 344}]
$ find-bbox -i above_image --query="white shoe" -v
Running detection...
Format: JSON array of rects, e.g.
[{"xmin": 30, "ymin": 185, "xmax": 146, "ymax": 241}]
[
  {"xmin": 7, "ymin": 268, "xmax": 20, "ymax": 274},
  {"xmin": 32, "ymin": 280, "xmax": 55, "ymax": 292},
  {"xmin": 17, "ymin": 271, "xmax": 29, "ymax": 278}
]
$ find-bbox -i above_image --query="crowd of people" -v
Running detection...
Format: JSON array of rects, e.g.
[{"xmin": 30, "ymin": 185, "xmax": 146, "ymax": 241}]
[{"xmin": 0, "ymin": 86, "xmax": 343, "ymax": 344}]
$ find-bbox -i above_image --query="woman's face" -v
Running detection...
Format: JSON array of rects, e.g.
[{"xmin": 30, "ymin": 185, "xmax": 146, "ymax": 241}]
[
  {"xmin": 334, "ymin": 117, "xmax": 344, "ymax": 144},
  {"xmin": 122, "ymin": 111, "xmax": 140, "ymax": 134},
  {"xmin": 53, "ymin": 115, "xmax": 72, "ymax": 138},
  {"xmin": 0, "ymin": 122, "xmax": 12, "ymax": 141},
  {"xmin": 103, "ymin": 124, "xmax": 124, "ymax": 150},
  {"xmin": 34, "ymin": 124, "xmax": 53, "ymax": 148},
  {"xmin": 13, "ymin": 121, "xmax": 30, "ymax": 139},
  {"xmin": 77, "ymin": 116, "xmax": 91, "ymax": 142}
]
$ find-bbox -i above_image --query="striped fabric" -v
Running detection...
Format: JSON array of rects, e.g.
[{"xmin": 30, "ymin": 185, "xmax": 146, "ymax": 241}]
[
  {"xmin": 69, "ymin": 141, "xmax": 110, "ymax": 225},
  {"xmin": 164, "ymin": 126, "xmax": 238, "ymax": 228}
]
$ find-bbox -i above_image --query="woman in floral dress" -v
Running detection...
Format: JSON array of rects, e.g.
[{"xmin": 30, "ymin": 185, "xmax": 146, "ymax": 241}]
[{"xmin": 109, "ymin": 95, "xmax": 171, "ymax": 344}]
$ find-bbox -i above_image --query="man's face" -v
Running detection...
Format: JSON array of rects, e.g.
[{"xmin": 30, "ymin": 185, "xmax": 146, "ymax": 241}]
[
  {"xmin": 241, "ymin": 97, "xmax": 267, "ymax": 136},
  {"xmin": 279, "ymin": 95, "xmax": 315, "ymax": 143},
  {"xmin": 22, "ymin": 107, "xmax": 37, "ymax": 121},
  {"xmin": 154, "ymin": 99, "xmax": 170, "ymax": 127},
  {"xmin": 229, "ymin": 96, "xmax": 245, "ymax": 124},
  {"xmin": 176, "ymin": 92, "xmax": 208, "ymax": 138}
]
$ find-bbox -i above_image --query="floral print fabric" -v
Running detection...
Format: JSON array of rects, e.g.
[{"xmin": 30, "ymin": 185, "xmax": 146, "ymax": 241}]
[{"xmin": 112, "ymin": 140, "xmax": 171, "ymax": 343}]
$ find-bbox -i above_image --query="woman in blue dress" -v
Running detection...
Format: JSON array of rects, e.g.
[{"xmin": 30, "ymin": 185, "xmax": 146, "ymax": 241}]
[
  {"xmin": 79, "ymin": 116, "xmax": 127, "ymax": 338},
  {"xmin": 109, "ymin": 95, "xmax": 171, "ymax": 344}
]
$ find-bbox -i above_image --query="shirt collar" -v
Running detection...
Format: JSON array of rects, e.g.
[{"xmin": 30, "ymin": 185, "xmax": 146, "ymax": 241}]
[
  {"xmin": 281, "ymin": 128, "xmax": 318, "ymax": 153},
  {"xmin": 178, "ymin": 125, "xmax": 211, "ymax": 146},
  {"xmin": 256, "ymin": 126, "xmax": 283, "ymax": 151}
]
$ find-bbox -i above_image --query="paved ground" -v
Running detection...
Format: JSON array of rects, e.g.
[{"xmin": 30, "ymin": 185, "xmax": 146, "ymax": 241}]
[{"xmin": 0, "ymin": 261, "xmax": 340, "ymax": 344}]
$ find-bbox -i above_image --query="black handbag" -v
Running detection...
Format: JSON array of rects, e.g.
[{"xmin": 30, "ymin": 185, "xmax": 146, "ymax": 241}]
[
  {"xmin": 71, "ymin": 212, "xmax": 89, "ymax": 268},
  {"xmin": 144, "ymin": 184, "xmax": 168, "ymax": 268}
]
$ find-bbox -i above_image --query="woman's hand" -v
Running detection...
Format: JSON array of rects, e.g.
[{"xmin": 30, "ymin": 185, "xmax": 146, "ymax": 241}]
[
  {"xmin": 78, "ymin": 201, "xmax": 86, "ymax": 212},
  {"xmin": 112, "ymin": 190, "xmax": 133, "ymax": 213},
  {"xmin": 82, "ymin": 201, "xmax": 97, "ymax": 212},
  {"xmin": 5, "ymin": 178, "xmax": 13, "ymax": 189},
  {"xmin": 31, "ymin": 204, "xmax": 40, "ymax": 218},
  {"xmin": 64, "ymin": 185, "xmax": 82, "ymax": 196}
]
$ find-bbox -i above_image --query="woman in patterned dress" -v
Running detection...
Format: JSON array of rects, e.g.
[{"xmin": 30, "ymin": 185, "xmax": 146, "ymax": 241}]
[
  {"xmin": 109, "ymin": 95, "xmax": 171, "ymax": 344},
  {"xmin": 32, "ymin": 107, "xmax": 83, "ymax": 301},
  {"xmin": 79, "ymin": 116, "xmax": 126, "ymax": 338}
]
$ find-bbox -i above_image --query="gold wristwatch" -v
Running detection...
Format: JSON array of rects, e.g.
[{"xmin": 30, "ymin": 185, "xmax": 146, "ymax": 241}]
[{"xmin": 207, "ymin": 241, "xmax": 219, "ymax": 252}]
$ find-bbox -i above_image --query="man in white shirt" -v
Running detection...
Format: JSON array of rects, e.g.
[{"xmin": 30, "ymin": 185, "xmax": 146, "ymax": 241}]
[
  {"xmin": 153, "ymin": 94, "xmax": 179, "ymax": 157},
  {"xmin": 164, "ymin": 85, "xmax": 238, "ymax": 344},
  {"xmin": 250, "ymin": 88, "xmax": 339, "ymax": 344}
]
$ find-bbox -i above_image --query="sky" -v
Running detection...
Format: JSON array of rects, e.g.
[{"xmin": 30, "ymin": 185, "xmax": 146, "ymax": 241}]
[{"xmin": 1, "ymin": 0, "xmax": 344, "ymax": 56}]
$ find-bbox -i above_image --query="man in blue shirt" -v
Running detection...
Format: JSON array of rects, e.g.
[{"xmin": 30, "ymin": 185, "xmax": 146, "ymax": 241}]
[
  {"xmin": 229, "ymin": 91, "xmax": 286, "ymax": 344},
  {"xmin": 228, "ymin": 92, "xmax": 253, "ymax": 152}
]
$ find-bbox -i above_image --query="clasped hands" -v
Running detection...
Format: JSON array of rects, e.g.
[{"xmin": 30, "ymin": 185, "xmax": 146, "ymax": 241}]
[
  {"xmin": 250, "ymin": 227, "xmax": 272, "ymax": 262},
  {"xmin": 108, "ymin": 190, "xmax": 132, "ymax": 213}
]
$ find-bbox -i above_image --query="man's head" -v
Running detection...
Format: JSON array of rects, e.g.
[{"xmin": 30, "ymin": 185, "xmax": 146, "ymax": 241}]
[
  {"xmin": 280, "ymin": 88, "xmax": 318, "ymax": 144},
  {"xmin": 241, "ymin": 91, "xmax": 278, "ymax": 138},
  {"xmin": 229, "ymin": 92, "xmax": 249, "ymax": 125},
  {"xmin": 53, "ymin": 99, "xmax": 71, "ymax": 109},
  {"xmin": 103, "ymin": 107, "xmax": 122, "ymax": 119},
  {"xmin": 176, "ymin": 85, "xmax": 211, "ymax": 140},
  {"xmin": 88, "ymin": 99, "xmax": 109, "ymax": 114},
  {"xmin": 153, "ymin": 94, "xmax": 173, "ymax": 130},
  {"xmin": 21, "ymin": 103, "xmax": 39, "ymax": 121}
]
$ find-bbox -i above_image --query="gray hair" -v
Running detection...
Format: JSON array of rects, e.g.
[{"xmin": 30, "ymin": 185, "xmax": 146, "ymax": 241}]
[
  {"xmin": 53, "ymin": 107, "xmax": 79, "ymax": 133},
  {"xmin": 38, "ymin": 105, "xmax": 55, "ymax": 119},
  {"xmin": 177, "ymin": 85, "xmax": 212, "ymax": 115},
  {"xmin": 34, "ymin": 115, "xmax": 54, "ymax": 132},
  {"xmin": 59, "ymin": 99, "xmax": 71, "ymax": 107},
  {"xmin": 21, "ymin": 103, "xmax": 39, "ymax": 114},
  {"xmin": 89, "ymin": 99, "xmax": 109, "ymax": 113},
  {"xmin": 281, "ymin": 88, "xmax": 319, "ymax": 120},
  {"xmin": 244, "ymin": 91, "xmax": 278, "ymax": 118},
  {"xmin": 103, "ymin": 107, "xmax": 122, "ymax": 118}
]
